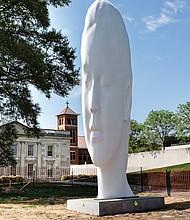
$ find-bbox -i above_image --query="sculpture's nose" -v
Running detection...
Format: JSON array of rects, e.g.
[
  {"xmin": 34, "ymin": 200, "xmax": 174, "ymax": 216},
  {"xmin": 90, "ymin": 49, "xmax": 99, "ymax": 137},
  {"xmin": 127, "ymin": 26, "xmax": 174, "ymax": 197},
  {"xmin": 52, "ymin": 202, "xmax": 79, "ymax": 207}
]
[
  {"xmin": 89, "ymin": 81, "xmax": 100, "ymax": 130},
  {"xmin": 89, "ymin": 80, "xmax": 99, "ymax": 114}
]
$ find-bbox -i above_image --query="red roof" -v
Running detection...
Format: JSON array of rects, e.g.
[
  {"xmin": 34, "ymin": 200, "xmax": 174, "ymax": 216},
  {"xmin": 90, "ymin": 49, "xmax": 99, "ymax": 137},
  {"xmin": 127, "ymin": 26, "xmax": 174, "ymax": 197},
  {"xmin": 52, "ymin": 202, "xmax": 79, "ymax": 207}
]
[
  {"xmin": 57, "ymin": 107, "xmax": 80, "ymax": 116},
  {"xmin": 78, "ymin": 136, "xmax": 87, "ymax": 149}
]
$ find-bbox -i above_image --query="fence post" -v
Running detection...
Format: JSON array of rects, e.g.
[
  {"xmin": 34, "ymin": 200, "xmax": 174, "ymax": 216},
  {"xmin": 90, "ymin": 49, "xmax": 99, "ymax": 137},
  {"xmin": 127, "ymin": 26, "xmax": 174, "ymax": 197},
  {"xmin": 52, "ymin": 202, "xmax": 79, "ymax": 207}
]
[
  {"xmin": 166, "ymin": 169, "xmax": 172, "ymax": 196},
  {"xmin": 71, "ymin": 169, "xmax": 73, "ymax": 186},
  {"xmin": 32, "ymin": 170, "xmax": 35, "ymax": 188},
  {"xmin": 140, "ymin": 167, "xmax": 143, "ymax": 192}
]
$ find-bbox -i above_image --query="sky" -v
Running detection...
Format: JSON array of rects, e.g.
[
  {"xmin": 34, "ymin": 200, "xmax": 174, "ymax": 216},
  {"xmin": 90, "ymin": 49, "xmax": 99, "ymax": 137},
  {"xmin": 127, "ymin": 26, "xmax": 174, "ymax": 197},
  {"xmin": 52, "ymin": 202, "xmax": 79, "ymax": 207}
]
[{"xmin": 32, "ymin": 0, "xmax": 190, "ymax": 135}]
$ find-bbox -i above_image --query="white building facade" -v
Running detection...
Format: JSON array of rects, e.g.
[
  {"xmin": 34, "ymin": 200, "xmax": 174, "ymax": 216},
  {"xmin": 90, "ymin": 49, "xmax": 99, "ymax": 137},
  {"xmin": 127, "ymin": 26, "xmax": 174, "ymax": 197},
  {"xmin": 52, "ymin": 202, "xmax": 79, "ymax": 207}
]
[{"xmin": 0, "ymin": 122, "xmax": 71, "ymax": 180}]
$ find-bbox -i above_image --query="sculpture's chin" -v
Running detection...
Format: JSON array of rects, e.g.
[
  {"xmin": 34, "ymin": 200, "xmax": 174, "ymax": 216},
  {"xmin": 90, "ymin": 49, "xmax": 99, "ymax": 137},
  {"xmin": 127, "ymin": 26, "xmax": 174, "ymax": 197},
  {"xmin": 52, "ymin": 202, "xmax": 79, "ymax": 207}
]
[
  {"xmin": 92, "ymin": 158, "xmax": 107, "ymax": 168},
  {"xmin": 89, "ymin": 149, "xmax": 111, "ymax": 168}
]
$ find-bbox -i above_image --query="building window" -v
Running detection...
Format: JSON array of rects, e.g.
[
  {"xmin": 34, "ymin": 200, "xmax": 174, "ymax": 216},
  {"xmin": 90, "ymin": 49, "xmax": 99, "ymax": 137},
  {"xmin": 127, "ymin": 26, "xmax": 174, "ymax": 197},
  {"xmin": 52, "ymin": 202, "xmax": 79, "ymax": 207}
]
[
  {"xmin": 67, "ymin": 118, "xmax": 75, "ymax": 125},
  {"xmin": 47, "ymin": 145, "xmax": 53, "ymax": 157},
  {"xmin": 10, "ymin": 166, "xmax": 16, "ymax": 176},
  {"xmin": 70, "ymin": 151, "xmax": 76, "ymax": 161},
  {"xmin": 28, "ymin": 164, "xmax": 34, "ymax": 178},
  {"xmin": 28, "ymin": 144, "xmax": 34, "ymax": 156},
  {"xmin": 47, "ymin": 164, "xmax": 53, "ymax": 178},
  {"xmin": 12, "ymin": 144, "xmax": 17, "ymax": 156},
  {"xmin": 70, "ymin": 129, "xmax": 76, "ymax": 144},
  {"xmin": 67, "ymin": 118, "xmax": 71, "ymax": 125},
  {"xmin": 59, "ymin": 118, "xmax": 64, "ymax": 125},
  {"xmin": 83, "ymin": 154, "xmax": 87, "ymax": 162},
  {"xmin": 71, "ymin": 119, "xmax": 75, "ymax": 125},
  {"xmin": 79, "ymin": 154, "xmax": 82, "ymax": 161}
]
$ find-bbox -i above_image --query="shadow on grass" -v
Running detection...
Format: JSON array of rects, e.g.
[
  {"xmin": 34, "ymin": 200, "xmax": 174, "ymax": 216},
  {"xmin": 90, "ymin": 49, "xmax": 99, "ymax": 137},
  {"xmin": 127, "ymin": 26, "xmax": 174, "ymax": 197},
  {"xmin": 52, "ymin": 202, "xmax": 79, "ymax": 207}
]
[
  {"xmin": 0, "ymin": 182, "xmax": 98, "ymax": 205},
  {"xmin": 164, "ymin": 201, "xmax": 190, "ymax": 211}
]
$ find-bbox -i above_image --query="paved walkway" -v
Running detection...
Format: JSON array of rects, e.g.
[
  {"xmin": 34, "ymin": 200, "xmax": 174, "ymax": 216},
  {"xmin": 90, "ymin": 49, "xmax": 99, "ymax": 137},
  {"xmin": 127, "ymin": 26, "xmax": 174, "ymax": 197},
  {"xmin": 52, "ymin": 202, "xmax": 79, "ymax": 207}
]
[
  {"xmin": 149, "ymin": 188, "xmax": 190, "ymax": 197},
  {"xmin": 130, "ymin": 185, "xmax": 190, "ymax": 197}
]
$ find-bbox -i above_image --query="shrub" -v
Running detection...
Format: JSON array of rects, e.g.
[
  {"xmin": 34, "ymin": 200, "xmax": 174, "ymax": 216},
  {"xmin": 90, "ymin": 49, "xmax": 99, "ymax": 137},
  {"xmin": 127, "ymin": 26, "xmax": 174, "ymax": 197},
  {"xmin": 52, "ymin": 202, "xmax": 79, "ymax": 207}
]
[
  {"xmin": 0, "ymin": 175, "xmax": 23, "ymax": 184},
  {"xmin": 60, "ymin": 174, "xmax": 97, "ymax": 181}
]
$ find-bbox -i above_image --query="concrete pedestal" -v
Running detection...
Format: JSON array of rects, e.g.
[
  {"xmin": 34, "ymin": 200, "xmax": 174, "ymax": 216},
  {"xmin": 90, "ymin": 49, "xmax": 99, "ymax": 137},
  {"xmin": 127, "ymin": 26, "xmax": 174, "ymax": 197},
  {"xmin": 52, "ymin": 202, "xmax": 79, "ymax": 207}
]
[{"xmin": 67, "ymin": 196, "xmax": 164, "ymax": 216}]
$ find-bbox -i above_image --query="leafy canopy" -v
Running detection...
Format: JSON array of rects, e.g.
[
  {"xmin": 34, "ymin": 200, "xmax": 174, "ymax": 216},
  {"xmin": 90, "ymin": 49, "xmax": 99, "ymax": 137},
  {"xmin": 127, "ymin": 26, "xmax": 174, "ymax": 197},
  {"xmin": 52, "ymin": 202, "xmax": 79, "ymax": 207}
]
[
  {"xmin": 176, "ymin": 102, "xmax": 190, "ymax": 140},
  {"xmin": 129, "ymin": 119, "xmax": 148, "ymax": 153},
  {"xmin": 0, "ymin": 123, "xmax": 17, "ymax": 166},
  {"xmin": 0, "ymin": 0, "xmax": 79, "ymax": 130},
  {"xmin": 144, "ymin": 110, "xmax": 176, "ymax": 149},
  {"xmin": 0, "ymin": 0, "xmax": 79, "ymax": 166}
]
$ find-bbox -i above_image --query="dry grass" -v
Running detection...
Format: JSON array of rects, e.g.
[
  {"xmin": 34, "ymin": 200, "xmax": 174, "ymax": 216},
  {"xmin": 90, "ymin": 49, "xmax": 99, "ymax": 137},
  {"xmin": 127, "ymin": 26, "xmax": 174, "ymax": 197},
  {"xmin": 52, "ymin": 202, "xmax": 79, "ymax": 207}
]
[
  {"xmin": 0, "ymin": 193, "xmax": 190, "ymax": 219},
  {"xmin": 0, "ymin": 183, "xmax": 190, "ymax": 219}
]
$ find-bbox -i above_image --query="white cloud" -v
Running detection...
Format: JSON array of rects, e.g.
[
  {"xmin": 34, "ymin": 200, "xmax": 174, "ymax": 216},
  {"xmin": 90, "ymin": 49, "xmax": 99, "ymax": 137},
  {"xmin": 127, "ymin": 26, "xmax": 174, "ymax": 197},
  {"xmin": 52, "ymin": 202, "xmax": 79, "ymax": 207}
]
[
  {"xmin": 123, "ymin": 14, "xmax": 135, "ymax": 23},
  {"xmin": 163, "ymin": 0, "xmax": 186, "ymax": 15},
  {"xmin": 143, "ymin": 0, "xmax": 186, "ymax": 32},
  {"xmin": 143, "ymin": 13, "xmax": 177, "ymax": 32}
]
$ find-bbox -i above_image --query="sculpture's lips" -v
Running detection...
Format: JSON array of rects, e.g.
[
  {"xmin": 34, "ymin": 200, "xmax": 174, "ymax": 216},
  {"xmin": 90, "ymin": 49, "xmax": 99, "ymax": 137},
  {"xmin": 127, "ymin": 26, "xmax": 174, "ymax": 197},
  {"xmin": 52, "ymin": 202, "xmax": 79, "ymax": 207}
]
[{"xmin": 90, "ymin": 131, "xmax": 102, "ymax": 142}]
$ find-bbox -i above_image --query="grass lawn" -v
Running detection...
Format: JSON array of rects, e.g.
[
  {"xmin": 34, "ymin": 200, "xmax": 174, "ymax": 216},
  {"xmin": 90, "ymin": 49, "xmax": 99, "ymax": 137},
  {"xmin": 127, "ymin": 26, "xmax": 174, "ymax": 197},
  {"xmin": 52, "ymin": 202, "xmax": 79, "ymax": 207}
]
[
  {"xmin": 0, "ymin": 182, "xmax": 98, "ymax": 205},
  {"xmin": 167, "ymin": 163, "xmax": 190, "ymax": 170},
  {"xmin": 144, "ymin": 162, "xmax": 190, "ymax": 173}
]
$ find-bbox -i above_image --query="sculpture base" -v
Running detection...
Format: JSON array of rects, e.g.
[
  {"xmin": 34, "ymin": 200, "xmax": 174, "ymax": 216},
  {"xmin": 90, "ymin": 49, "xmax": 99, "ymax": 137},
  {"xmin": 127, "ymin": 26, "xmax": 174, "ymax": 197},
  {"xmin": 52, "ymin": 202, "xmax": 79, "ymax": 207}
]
[{"xmin": 67, "ymin": 196, "xmax": 165, "ymax": 216}]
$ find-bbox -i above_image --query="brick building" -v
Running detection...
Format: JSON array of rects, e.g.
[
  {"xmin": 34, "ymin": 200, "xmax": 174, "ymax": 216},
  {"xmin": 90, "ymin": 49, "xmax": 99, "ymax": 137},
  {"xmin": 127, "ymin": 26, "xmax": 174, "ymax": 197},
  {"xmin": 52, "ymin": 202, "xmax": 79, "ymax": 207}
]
[{"xmin": 57, "ymin": 103, "xmax": 92, "ymax": 165}]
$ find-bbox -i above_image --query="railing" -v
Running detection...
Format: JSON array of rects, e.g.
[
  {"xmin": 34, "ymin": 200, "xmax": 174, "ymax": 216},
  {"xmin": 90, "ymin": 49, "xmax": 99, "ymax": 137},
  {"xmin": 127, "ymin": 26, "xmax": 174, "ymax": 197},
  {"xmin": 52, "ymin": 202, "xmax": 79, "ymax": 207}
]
[
  {"xmin": 128, "ymin": 169, "xmax": 190, "ymax": 195},
  {"xmin": 1, "ymin": 166, "xmax": 190, "ymax": 194},
  {"xmin": 0, "ymin": 167, "xmax": 70, "ymax": 181}
]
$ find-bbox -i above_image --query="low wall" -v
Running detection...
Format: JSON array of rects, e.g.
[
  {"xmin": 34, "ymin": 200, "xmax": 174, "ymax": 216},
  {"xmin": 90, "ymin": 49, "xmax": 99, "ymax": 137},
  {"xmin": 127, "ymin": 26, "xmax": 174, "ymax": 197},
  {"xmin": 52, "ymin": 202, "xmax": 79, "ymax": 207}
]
[
  {"xmin": 71, "ymin": 144, "xmax": 190, "ymax": 175},
  {"xmin": 128, "ymin": 144, "xmax": 190, "ymax": 172}
]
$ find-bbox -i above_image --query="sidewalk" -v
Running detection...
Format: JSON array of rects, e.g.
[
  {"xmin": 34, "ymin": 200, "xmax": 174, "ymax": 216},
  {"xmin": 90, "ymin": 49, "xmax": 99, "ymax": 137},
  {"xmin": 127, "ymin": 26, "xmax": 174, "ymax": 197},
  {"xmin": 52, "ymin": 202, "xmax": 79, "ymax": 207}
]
[{"xmin": 131, "ymin": 184, "xmax": 190, "ymax": 197}]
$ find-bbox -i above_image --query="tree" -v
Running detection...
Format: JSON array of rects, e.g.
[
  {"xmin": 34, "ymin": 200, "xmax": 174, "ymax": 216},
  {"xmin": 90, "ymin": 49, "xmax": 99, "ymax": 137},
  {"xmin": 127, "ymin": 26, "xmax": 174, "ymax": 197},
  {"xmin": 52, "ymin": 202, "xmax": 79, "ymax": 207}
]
[
  {"xmin": 144, "ymin": 110, "xmax": 176, "ymax": 150},
  {"xmin": 176, "ymin": 102, "xmax": 190, "ymax": 143},
  {"xmin": 0, "ymin": 123, "xmax": 17, "ymax": 166},
  {"xmin": 129, "ymin": 119, "xmax": 148, "ymax": 153},
  {"xmin": 0, "ymin": 0, "xmax": 80, "ymax": 166}
]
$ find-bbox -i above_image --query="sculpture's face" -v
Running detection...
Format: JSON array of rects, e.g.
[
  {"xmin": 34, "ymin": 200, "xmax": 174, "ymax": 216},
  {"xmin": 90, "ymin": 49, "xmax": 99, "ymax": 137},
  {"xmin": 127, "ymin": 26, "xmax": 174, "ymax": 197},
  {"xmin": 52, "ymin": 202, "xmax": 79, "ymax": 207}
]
[{"xmin": 82, "ymin": 50, "xmax": 127, "ymax": 167}]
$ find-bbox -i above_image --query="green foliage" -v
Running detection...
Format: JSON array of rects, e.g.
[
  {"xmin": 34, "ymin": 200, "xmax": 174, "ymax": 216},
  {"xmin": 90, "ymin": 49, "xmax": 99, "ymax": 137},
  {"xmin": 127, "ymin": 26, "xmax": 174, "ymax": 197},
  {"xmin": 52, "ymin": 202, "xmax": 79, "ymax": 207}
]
[
  {"xmin": 0, "ymin": 124, "xmax": 17, "ymax": 166},
  {"xmin": 0, "ymin": 0, "xmax": 80, "ymax": 165},
  {"xmin": 144, "ymin": 110, "xmax": 176, "ymax": 149},
  {"xmin": 0, "ymin": 0, "xmax": 79, "ymax": 127},
  {"xmin": 129, "ymin": 120, "xmax": 148, "ymax": 153},
  {"xmin": 129, "ymin": 102, "xmax": 190, "ymax": 153},
  {"xmin": 176, "ymin": 102, "xmax": 190, "ymax": 140}
]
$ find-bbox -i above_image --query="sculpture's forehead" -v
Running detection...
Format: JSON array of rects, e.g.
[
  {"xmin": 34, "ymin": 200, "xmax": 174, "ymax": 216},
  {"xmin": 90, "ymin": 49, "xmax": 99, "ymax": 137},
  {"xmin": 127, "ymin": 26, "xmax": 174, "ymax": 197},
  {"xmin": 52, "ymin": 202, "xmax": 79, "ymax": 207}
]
[
  {"xmin": 81, "ymin": 0, "xmax": 132, "ymax": 82},
  {"xmin": 84, "ymin": 0, "xmax": 125, "ymax": 38},
  {"xmin": 86, "ymin": 0, "xmax": 119, "ymax": 23},
  {"xmin": 82, "ymin": 0, "xmax": 129, "ymax": 64}
]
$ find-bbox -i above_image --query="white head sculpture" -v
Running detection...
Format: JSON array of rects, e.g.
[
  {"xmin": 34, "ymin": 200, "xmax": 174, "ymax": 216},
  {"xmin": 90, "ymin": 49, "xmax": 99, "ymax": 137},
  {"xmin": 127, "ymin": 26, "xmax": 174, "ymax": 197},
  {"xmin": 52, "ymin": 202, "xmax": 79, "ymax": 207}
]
[{"xmin": 81, "ymin": 0, "xmax": 134, "ymax": 199}]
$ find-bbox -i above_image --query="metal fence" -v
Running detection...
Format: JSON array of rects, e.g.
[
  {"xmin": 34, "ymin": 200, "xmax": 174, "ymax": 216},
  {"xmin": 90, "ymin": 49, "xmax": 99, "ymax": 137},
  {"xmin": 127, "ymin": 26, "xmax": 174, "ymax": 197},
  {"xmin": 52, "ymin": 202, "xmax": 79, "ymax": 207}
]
[
  {"xmin": 0, "ymin": 167, "xmax": 70, "ymax": 181},
  {"xmin": 1, "ymin": 166, "xmax": 190, "ymax": 194},
  {"xmin": 127, "ymin": 169, "xmax": 190, "ymax": 195}
]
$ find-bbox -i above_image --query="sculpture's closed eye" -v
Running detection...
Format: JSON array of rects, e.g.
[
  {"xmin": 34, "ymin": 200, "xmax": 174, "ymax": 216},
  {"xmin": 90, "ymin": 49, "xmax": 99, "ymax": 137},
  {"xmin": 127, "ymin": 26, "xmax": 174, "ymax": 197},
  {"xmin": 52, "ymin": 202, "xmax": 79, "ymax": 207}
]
[
  {"xmin": 84, "ymin": 75, "xmax": 92, "ymax": 90},
  {"xmin": 83, "ymin": 63, "xmax": 90, "ymax": 73}
]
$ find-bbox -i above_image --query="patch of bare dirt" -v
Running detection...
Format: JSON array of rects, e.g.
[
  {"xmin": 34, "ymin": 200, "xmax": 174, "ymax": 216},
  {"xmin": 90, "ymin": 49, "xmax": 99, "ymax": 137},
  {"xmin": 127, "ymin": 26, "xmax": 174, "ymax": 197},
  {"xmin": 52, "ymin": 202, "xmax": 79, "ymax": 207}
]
[{"xmin": 0, "ymin": 194, "xmax": 190, "ymax": 220}]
